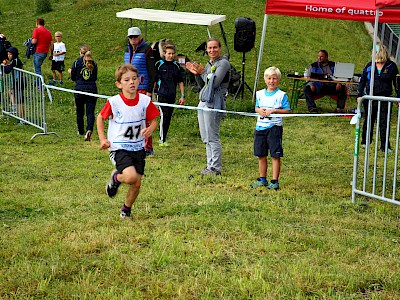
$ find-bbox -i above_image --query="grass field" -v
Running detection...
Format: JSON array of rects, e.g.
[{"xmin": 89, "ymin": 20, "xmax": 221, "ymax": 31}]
[{"xmin": 1, "ymin": 0, "xmax": 400, "ymax": 299}]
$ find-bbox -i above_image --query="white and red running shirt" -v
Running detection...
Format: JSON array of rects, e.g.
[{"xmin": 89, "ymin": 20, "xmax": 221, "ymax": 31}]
[{"xmin": 100, "ymin": 93, "xmax": 159, "ymax": 152}]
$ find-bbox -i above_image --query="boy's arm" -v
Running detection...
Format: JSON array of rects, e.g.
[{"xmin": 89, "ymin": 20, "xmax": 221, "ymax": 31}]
[
  {"xmin": 96, "ymin": 113, "xmax": 110, "ymax": 150},
  {"xmin": 141, "ymin": 118, "xmax": 158, "ymax": 138},
  {"xmin": 141, "ymin": 99, "xmax": 160, "ymax": 137},
  {"xmin": 178, "ymin": 81, "xmax": 185, "ymax": 105},
  {"xmin": 261, "ymin": 93, "xmax": 291, "ymax": 116}
]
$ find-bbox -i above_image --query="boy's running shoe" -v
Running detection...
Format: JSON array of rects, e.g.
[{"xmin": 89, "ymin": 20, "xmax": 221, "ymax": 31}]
[
  {"xmin": 120, "ymin": 210, "xmax": 131, "ymax": 219},
  {"xmin": 48, "ymin": 79, "xmax": 57, "ymax": 85},
  {"xmin": 267, "ymin": 182, "xmax": 280, "ymax": 190},
  {"xmin": 250, "ymin": 178, "xmax": 268, "ymax": 188},
  {"xmin": 106, "ymin": 170, "xmax": 120, "ymax": 198}
]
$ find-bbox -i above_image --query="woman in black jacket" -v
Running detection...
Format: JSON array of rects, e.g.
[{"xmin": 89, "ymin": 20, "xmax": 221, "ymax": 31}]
[
  {"xmin": 357, "ymin": 45, "xmax": 399, "ymax": 152},
  {"xmin": 69, "ymin": 44, "xmax": 98, "ymax": 141}
]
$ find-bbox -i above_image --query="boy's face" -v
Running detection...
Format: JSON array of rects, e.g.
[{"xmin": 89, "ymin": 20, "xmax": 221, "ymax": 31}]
[
  {"xmin": 7, "ymin": 52, "xmax": 13, "ymax": 60},
  {"xmin": 116, "ymin": 70, "xmax": 140, "ymax": 96},
  {"xmin": 55, "ymin": 34, "xmax": 62, "ymax": 42},
  {"xmin": 264, "ymin": 74, "xmax": 280, "ymax": 91},
  {"xmin": 164, "ymin": 49, "xmax": 175, "ymax": 61}
]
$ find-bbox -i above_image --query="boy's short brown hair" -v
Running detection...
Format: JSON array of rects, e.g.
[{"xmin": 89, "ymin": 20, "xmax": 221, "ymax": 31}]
[{"xmin": 115, "ymin": 63, "xmax": 138, "ymax": 82}]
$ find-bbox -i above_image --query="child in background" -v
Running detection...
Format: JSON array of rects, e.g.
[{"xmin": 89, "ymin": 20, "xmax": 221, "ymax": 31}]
[
  {"xmin": 155, "ymin": 43, "xmax": 185, "ymax": 146},
  {"xmin": 250, "ymin": 66, "xmax": 291, "ymax": 190},
  {"xmin": 69, "ymin": 44, "xmax": 97, "ymax": 141},
  {"xmin": 97, "ymin": 64, "xmax": 159, "ymax": 219},
  {"xmin": 49, "ymin": 31, "xmax": 66, "ymax": 85},
  {"xmin": 3, "ymin": 46, "xmax": 25, "ymax": 123}
]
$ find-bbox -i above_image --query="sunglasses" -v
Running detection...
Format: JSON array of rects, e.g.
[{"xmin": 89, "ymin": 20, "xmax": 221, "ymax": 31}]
[{"xmin": 129, "ymin": 35, "xmax": 140, "ymax": 39}]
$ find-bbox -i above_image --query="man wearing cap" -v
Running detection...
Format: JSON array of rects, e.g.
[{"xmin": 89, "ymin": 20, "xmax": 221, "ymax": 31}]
[{"xmin": 124, "ymin": 26, "xmax": 156, "ymax": 156}]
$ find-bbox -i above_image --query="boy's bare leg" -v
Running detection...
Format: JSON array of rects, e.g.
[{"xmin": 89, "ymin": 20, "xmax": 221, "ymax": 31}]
[
  {"xmin": 117, "ymin": 166, "xmax": 142, "ymax": 207},
  {"xmin": 271, "ymin": 157, "xmax": 281, "ymax": 180},
  {"xmin": 258, "ymin": 156, "xmax": 267, "ymax": 178}
]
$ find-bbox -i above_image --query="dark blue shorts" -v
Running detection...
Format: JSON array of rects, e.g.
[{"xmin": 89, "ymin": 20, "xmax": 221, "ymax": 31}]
[
  {"xmin": 253, "ymin": 125, "xmax": 283, "ymax": 158},
  {"xmin": 110, "ymin": 149, "xmax": 146, "ymax": 175}
]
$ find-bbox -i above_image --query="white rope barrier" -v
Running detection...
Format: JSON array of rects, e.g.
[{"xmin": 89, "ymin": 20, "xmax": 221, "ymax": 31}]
[{"xmin": 46, "ymin": 84, "xmax": 356, "ymax": 120}]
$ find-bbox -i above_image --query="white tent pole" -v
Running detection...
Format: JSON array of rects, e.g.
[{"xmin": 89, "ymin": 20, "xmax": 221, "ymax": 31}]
[
  {"xmin": 369, "ymin": 9, "xmax": 380, "ymax": 96},
  {"xmin": 253, "ymin": 13, "xmax": 269, "ymax": 102}
]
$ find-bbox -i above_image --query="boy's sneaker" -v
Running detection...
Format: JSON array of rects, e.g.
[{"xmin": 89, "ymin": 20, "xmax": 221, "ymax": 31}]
[
  {"xmin": 120, "ymin": 210, "xmax": 131, "ymax": 219},
  {"xmin": 84, "ymin": 130, "xmax": 92, "ymax": 142},
  {"xmin": 106, "ymin": 170, "xmax": 120, "ymax": 198},
  {"xmin": 250, "ymin": 178, "xmax": 268, "ymax": 188},
  {"xmin": 48, "ymin": 79, "xmax": 57, "ymax": 85},
  {"xmin": 59, "ymin": 80, "xmax": 64, "ymax": 85},
  {"xmin": 267, "ymin": 182, "xmax": 280, "ymax": 190}
]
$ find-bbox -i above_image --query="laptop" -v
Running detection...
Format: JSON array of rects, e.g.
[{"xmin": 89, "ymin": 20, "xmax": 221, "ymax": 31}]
[{"xmin": 332, "ymin": 62, "xmax": 355, "ymax": 81}]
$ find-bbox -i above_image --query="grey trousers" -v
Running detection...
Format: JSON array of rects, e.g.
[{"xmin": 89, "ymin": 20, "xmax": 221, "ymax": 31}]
[{"xmin": 197, "ymin": 101, "xmax": 222, "ymax": 171}]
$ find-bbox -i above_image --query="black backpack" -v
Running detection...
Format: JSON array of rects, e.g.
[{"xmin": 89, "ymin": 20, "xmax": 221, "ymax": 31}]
[{"xmin": 0, "ymin": 36, "xmax": 12, "ymax": 62}]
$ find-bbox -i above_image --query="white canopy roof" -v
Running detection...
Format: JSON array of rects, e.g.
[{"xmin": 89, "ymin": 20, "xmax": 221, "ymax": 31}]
[{"xmin": 116, "ymin": 8, "xmax": 226, "ymax": 26}]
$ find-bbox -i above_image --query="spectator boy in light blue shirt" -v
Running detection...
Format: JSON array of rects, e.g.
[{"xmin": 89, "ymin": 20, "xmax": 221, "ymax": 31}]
[{"xmin": 251, "ymin": 66, "xmax": 291, "ymax": 190}]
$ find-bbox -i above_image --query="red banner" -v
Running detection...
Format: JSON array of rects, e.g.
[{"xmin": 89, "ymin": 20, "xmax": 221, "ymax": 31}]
[{"xmin": 265, "ymin": 0, "xmax": 400, "ymax": 23}]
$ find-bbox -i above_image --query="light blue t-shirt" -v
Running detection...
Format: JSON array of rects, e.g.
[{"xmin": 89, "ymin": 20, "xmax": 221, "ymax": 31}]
[{"xmin": 255, "ymin": 88, "xmax": 290, "ymax": 130}]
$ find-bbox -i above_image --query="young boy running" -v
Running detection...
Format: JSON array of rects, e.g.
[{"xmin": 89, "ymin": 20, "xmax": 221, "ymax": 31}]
[
  {"xmin": 250, "ymin": 66, "xmax": 291, "ymax": 190},
  {"xmin": 97, "ymin": 64, "xmax": 159, "ymax": 218}
]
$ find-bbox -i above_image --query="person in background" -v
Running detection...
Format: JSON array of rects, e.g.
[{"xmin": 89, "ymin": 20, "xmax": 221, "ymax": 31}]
[
  {"xmin": 0, "ymin": 33, "xmax": 12, "ymax": 62},
  {"xmin": 250, "ymin": 67, "xmax": 291, "ymax": 190},
  {"xmin": 49, "ymin": 31, "xmax": 66, "ymax": 85},
  {"xmin": 303, "ymin": 50, "xmax": 346, "ymax": 113},
  {"xmin": 68, "ymin": 44, "xmax": 98, "ymax": 142},
  {"xmin": 155, "ymin": 43, "xmax": 185, "ymax": 146},
  {"xmin": 2, "ymin": 46, "xmax": 25, "ymax": 124},
  {"xmin": 357, "ymin": 44, "xmax": 399, "ymax": 153},
  {"xmin": 97, "ymin": 64, "xmax": 159, "ymax": 219},
  {"xmin": 31, "ymin": 18, "xmax": 53, "ymax": 81},
  {"xmin": 186, "ymin": 38, "xmax": 230, "ymax": 176},
  {"xmin": 124, "ymin": 27, "xmax": 156, "ymax": 156}
]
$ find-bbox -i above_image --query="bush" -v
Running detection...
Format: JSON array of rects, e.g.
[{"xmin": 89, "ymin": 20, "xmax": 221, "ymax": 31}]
[{"xmin": 36, "ymin": 0, "xmax": 52, "ymax": 14}]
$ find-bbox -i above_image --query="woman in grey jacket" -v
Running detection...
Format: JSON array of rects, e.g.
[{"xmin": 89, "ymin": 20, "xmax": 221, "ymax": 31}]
[{"xmin": 186, "ymin": 38, "xmax": 231, "ymax": 175}]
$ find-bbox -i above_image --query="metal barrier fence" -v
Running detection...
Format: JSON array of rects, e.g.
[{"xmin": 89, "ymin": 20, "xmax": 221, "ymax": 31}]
[
  {"xmin": 352, "ymin": 95, "xmax": 400, "ymax": 204},
  {"xmin": 0, "ymin": 65, "xmax": 59, "ymax": 139},
  {"xmin": 375, "ymin": 23, "xmax": 400, "ymax": 64}
]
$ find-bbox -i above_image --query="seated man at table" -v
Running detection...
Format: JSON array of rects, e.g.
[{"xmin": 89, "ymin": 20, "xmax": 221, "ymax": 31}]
[{"xmin": 303, "ymin": 49, "xmax": 346, "ymax": 113}]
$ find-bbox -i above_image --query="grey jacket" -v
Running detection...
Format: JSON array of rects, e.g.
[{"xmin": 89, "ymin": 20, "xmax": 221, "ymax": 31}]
[{"xmin": 196, "ymin": 56, "xmax": 230, "ymax": 110}]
